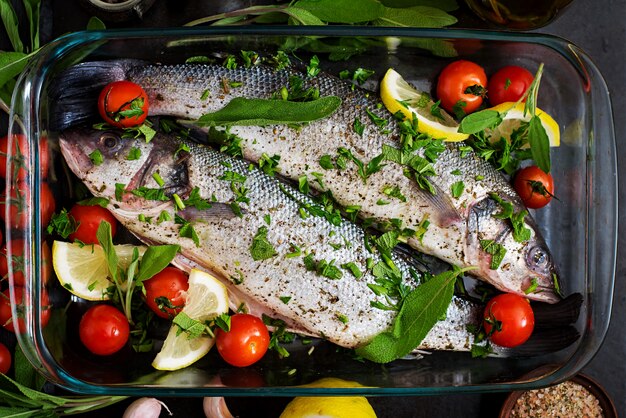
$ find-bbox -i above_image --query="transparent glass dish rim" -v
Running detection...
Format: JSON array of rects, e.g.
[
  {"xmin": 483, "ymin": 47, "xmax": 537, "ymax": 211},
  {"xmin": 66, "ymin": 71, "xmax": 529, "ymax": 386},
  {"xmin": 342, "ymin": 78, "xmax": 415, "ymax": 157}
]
[{"xmin": 6, "ymin": 26, "xmax": 617, "ymax": 396}]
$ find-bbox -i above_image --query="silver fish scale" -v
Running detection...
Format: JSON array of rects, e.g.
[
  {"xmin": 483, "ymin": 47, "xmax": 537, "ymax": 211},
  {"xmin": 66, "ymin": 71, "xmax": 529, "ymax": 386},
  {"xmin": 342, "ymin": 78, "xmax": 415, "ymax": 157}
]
[{"xmin": 125, "ymin": 63, "xmax": 551, "ymax": 301}]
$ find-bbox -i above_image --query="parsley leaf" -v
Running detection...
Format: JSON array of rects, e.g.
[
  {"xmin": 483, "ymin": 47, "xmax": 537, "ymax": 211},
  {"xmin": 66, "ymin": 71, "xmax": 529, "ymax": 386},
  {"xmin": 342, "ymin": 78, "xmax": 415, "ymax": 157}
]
[
  {"xmin": 250, "ymin": 226, "xmax": 277, "ymax": 261},
  {"xmin": 89, "ymin": 150, "xmax": 103, "ymax": 166},
  {"xmin": 480, "ymin": 239, "xmax": 507, "ymax": 269}
]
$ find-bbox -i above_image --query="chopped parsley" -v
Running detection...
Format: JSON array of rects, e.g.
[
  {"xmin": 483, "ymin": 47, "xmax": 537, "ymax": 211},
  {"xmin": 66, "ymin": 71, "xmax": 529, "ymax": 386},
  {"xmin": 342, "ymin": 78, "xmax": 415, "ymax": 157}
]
[
  {"xmin": 307, "ymin": 55, "xmax": 320, "ymax": 77},
  {"xmin": 259, "ymin": 153, "xmax": 280, "ymax": 177},
  {"xmin": 480, "ymin": 239, "xmax": 506, "ymax": 270},
  {"xmin": 524, "ymin": 278, "xmax": 540, "ymax": 294},
  {"xmin": 250, "ymin": 226, "xmax": 277, "ymax": 261},
  {"xmin": 46, "ymin": 208, "xmax": 78, "ymax": 238},
  {"xmin": 303, "ymin": 254, "xmax": 343, "ymax": 280},
  {"xmin": 341, "ymin": 262, "xmax": 363, "ymax": 279},
  {"xmin": 131, "ymin": 187, "xmax": 169, "ymax": 201},
  {"xmin": 175, "ymin": 214, "xmax": 200, "ymax": 247},
  {"xmin": 365, "ymin": 109, "xmax": 388, "ymax": 129},
  {"xmin": 382, "ymin": 185, "xmax": 407, "ymax": 202},
  {"xmin": 89, "ymin": 150, "xmax": 103, "ymax": 166},
  {"xmin": 114, "ymin": 183, "xmax": 126, "ymax": 201},
  {"xmin": 126, "ymin": 147, "xmax": 141, "ymax": 161},
  {"xmin": 183, "ymin": 187, "xmax": 212, "ymax": 210},
  {"xmin": 279, "ymin": 296, "xmax": 292, "ymax": 304},
  {"xmin": 451, "ymin": 181, "xmax": 465, "ymax": 198},
  {"xmin": 353, "ymin": 118, "xmax": 365, "ymax": 136},
  {"xmin": 319, "ymin": 155, "xmax": 334, "ymax": 170},
  {"xmin": 262, "ymin": 315, "xmax": 294, "ymax": 358}
]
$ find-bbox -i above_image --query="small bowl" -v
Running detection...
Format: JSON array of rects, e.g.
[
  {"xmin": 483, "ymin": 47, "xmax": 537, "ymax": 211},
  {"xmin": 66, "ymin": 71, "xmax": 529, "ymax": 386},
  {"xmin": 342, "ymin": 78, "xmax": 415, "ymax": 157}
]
[{"xmin": 500, "ymin": 373, "xmax": 617, "ymax": 418}]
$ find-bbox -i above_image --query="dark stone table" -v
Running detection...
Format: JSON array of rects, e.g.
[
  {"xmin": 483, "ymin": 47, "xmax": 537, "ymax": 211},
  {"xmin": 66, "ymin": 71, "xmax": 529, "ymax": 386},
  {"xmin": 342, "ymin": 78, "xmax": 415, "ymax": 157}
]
[{"xmin": 9, "ymin": 0, "xmax": 626, "ymax": 416}]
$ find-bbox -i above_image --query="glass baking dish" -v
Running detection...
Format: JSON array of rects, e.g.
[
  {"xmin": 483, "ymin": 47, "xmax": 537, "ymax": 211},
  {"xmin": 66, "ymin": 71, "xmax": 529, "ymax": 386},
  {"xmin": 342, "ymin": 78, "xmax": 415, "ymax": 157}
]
[{"xmin": 5, "ymin": 26, "xmax": 616, "ymax": 396}]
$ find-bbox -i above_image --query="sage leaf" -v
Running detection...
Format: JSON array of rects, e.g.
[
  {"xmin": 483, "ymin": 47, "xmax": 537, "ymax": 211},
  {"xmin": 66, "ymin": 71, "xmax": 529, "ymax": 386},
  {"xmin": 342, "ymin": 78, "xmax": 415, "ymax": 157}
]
[
  {"xmin": 355, "ymin": 268, "xmax": 463, "ymax": 363},
  {"xmin": 14, "ymin": 345, "xmax": 45, "ymax": 391},
  {"xmin": 96, "ymin": 221, "xmax": 118, "ymax": 282},
  {"xmin": 283, "ymin": 6, "xmax": 325, "ymax": 25},
  {"xmin": 380, "ymin": 0, "xmax": 458, "ymax": 11},
  {"xmin": 374, "ymin": 6, "xmax": 457, "ymax": 27},
  {"xmin": 197, "ymin": 96, "xmax": 341, "ymax": 127},
  {"xmin": 528, "ymin": 115, "xmax": 551, "ymax": 173},
  {"xmin": 136, "ymin": 244, "xmax": 180, "ymax": 282},
  {"xmin": 0, "ymin": 0, "xmax": 23, "ymax": 52},
  {"xmin": 293, "ymin": 0, "xmax": 384, "ymax": 23},
  {"xmin": 458, "ymin": 110, "xmax": 502, "ymax": 134},
  {"xmin": 0, "ymin": 374, "xmax": 66, "ymax": 407}
]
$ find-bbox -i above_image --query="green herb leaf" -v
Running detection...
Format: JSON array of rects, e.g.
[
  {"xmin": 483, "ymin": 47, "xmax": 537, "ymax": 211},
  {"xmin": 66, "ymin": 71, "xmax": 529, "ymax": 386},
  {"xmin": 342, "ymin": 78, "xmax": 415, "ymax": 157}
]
[
  {"xmin": 374, "ymin": 5, "xmax": 457, "ymax": 27},
  {"xmin": 458, "ymin": 110, "xmax": 502, "ymax": 134},
  {"xmin": 197, "ymin": 96, "xmax": 341, "ymax": 127},
  {"xmin": 528, "ymin": 115, "xmax": 551, "ymax": 173},
  {"xmin": 96, "ymin": 221, "xmax": 118, "ymax": 281},
  {"xmin": 89, "ymin": 149, "xmax": 103, "ymax": 165},
  {"xmin": 173, "ymin": 312, "xmax": 208, "ymax": 340},
  {"xmin": 319, "ymin": 154, "xmax": 334, "ymax": 170},
  {"xmin": 126, "ymin": 147, "xmax": 141, "ymax": 161},
  {"xmin": 77, "ymin": 196, "xmax": 109, "ymax": 208},
  {"xmin": 480, "ymin": 239, "xmax": 506, "ymax": 270},
  {"xmin": 183, "ymin": 187, "xmax": 212, "ymax": 210},
  {"xmin": 353, "ymin": 117, "xmax": 365, "ymax": 136},
  {"xmin": 115, "ymin": 183, "xmax": 125, "ymax": 201},
  {"xmin": 341, "ymin": 262, "xmax": 363, "ymax": 278},
  {"xmin": 131, "ymin": 187, "xmax": 169, "ymax": 201},
  {"xmin": 355, "ymin": 267, "xmax": 468, "ymax": 363},
  {"xmin": 450, "ymin": 180, "xmax": 464, "ymax": 198},
  {"xmin": 293, "ymin": 0, "xmax": 384, "ymax": 23},
  {"xmin": 86, "ymin": 16, "xmax": 106, "ymax": 30},
  {"xmin": 46, "ymin": 208, "xmax": 78, "ymax": 239},
  {"xmin": 136, "ymin": 245, "xmax": 180, "ymax": 282},
  {"xmin": 279, "ymin": 296, "xmax": 292, "ymax": 304},
  {"xmin": 0, "ymin": 1, "xmax": 24, "ymax": 52},
  {"xmin": 250, "ymin": 226, "xmax": 278, "ymax": 261}
]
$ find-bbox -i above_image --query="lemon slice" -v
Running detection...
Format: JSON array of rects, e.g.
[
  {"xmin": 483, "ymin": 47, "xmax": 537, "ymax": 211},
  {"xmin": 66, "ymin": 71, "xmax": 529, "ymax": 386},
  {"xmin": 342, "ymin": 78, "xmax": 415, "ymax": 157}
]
[
  {"xmin": 380, "ymin": 68, "xmax": 469, "ymax": 142},
  {"xmin": 52, "ymin": 241, "xmax": 146, "ymax": 301},
  {"xmin": 486, "ymin": 102, "xmax": 560, "ymax": 147},
  {"xmin": 280, "ymin": 378, "xmax": 377, "ymax": 418},
  {"xmin": 152, "ymin": 269, "xmax": 229, "ymax": 371}
]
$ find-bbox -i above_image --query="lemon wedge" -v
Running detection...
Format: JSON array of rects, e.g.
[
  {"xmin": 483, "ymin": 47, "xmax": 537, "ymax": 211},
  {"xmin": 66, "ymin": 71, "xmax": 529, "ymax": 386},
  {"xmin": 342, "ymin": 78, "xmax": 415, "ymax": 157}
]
[
  {"xmin": 280, "ymin": 378, "xmax": 376, "ymax": 418},
  {"xmin": 380, "ymin": 68, "xmax": 468, "ymax": 142},
  {"xmin": 52, "ymin": 241, "xmax": 146, "ymax": 301},
  {"xmin": 152, "ymin": 269, "xmax": 229, "ymax": 371},
  {"xmin": 486, "ymin": 102, "xmax": 560, "ymax": 147}
]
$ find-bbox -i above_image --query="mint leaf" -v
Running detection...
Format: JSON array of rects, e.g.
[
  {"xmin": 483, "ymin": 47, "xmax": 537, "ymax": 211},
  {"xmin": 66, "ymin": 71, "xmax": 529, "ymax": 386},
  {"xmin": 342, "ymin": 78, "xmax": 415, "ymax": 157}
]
[
  {"xmin": 96, "ymin": 221, "xmax": 118, "ymax": 281},
  {"xmin": 528, "ymin": 115, "xmax": 551, "ymax": 173},
  {"xmin": 458, "ymin": 110, "xmax": 502, "ymax": 134},
  {"xmin": 89, "ymin": 149, "xmax": 103, "ymax": 165},
  {"xmin": 480, "ymin": 239, "xmax": 506, "ymax": 270},
  {"xmin": 450, "ymin": 180, "xmax": 464, "ymax": 198},
  {"xmin": 46, "ymin": 208, "xmax": 78, "ymax": 239},
  {"xmin": 293, "ymin": 0, "xmax": 384, "ymax": 23}
]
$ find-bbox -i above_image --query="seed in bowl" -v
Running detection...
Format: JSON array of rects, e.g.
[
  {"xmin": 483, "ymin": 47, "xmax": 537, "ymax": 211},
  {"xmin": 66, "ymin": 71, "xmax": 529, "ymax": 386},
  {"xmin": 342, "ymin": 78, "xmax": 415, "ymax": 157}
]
[{"xmin": 511, "ymin": 380, "xmax": 603, "ymax": 417}]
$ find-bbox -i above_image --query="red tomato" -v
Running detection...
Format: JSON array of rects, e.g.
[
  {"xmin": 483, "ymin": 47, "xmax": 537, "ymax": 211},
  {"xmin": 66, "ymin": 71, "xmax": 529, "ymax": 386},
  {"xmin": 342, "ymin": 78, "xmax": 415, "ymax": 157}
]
[
  {"xmin": 0, "ymin": 239, "xmax": 52, "ymax": 286},
  {"xmin": 216, "ymin": 314, "xmax": 270, "ymax": 367},
  {"xmin": 0, "ymin": 287, "xmax": 51, "ymax": 333},
  {"xmin": 68, "ymin": 204, "xmax": 117, "ymax": 245},
  {"xmin": 143, "ymin": 267, "xmax": 189, "ymax": 319},
  {"xmin": 1, "ymin": 181, "xmax": 55, "ymax": 231},
  {"xmin": 0, "ymin": 342, "xmax": 11, "ymax": 374},
  {"xmin": 98, "ymin": 81, "xmax": 149, "ymax": 128},
  {"xmin": 0, "ymin": 134, "xmax": 50, "ymax": 180},
  {"xmin": 483, "ymin": 293, "xmax": 534, "ymax": 348},
  {"xmin": 514, "ymin": 166, "xmax": 554, "ymax": 209},
  {"xmin": 488, "ymin": 66, "xmax": 535, "ymax": 106},
  {"xmin": 79, "ymin": 305, "xmax": 129, "ymax": 356},
  {"xmin": 437, "ymin": 60, "xmax": 487, "ymax": 115}
]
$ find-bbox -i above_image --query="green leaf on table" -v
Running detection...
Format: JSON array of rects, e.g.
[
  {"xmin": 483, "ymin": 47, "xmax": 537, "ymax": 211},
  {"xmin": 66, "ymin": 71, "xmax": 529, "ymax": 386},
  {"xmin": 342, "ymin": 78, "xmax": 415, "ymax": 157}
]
[
  {"xmin": 135, "ymin": 244, "xmax": 180, "ymax": 282},
  {"xmin": 400, "ymin": 38, "xmax": 457, "ymax": 58},
  {"xmin": 380, "ymin": 0, "xmax": 458, "ymax": 12},
  {"xmin": 86, "ymin": 16, "xmax": 106, "ymax": 30},
  {"xmin": 0, "ymin": 51, "xmax": 33, "ymax": 89},
  {"xmin": 14, "ymin": 344, "xmax": 46, "ymax": 391},
  {"xmin": 0, "ymin": 373, "xmax": 66, "ymax": 407},
  {"xmin": 355, "ymin": 267, "xmax": 468, "ymax": 363},
  {"xmin": 374, "ymin": 6, "xmax": 457, "ymax": 27},
  {"xmin": 293, "ymin": 0, "xmax": 384, "ymax": 23},
  {"xmin": 22, "ymin": 0, "xmax": 41, "ymax": 50},
  {"xmin": 283, "ymin": 6, "xmax": 325, "ymax": 25},
  {"xmin": 0, "ymin": 0, "xmax": 23, "ymax": 53},
  {"xmin": 197, "ymin": 96, "xmax": 341, "ymax": 127}
]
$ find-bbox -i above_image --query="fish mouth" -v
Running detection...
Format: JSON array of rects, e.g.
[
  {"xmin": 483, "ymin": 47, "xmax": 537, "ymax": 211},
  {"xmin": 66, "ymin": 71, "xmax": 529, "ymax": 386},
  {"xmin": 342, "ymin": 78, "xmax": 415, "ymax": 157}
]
[{"xmin": 59, "ymin": 136, "xmax": 93, "ymax": 178}]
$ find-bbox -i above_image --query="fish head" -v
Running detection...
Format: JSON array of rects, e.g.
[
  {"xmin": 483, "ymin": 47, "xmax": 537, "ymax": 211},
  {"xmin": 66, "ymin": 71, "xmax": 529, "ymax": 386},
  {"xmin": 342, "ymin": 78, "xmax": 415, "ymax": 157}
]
[
  {"xmin": 468, "ymin": 197, "xmax": 561, "ymax": 303},
  {"xmin": 59, "ymin": 127, "xmax": 190, "ymax": 213}
]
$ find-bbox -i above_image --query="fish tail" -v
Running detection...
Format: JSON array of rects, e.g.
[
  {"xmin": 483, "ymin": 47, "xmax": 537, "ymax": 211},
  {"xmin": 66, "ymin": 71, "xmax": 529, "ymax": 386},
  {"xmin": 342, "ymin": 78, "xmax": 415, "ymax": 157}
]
[{"xmin": 49, "ymin": 59, "xmax": 143, "ymax": 131}]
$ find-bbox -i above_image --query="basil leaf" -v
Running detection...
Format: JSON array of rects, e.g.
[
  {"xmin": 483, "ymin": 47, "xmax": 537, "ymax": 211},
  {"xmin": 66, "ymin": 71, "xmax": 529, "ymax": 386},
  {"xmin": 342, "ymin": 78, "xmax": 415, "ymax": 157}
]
[
  {"xmin": 458, "ymin": 110, "xmax": 502, "ymax": 134},
  {"xmin": 293, "ymin": 0, "xmax": 384, "ymax": 23},
  {"xmin": 136, "ymin": 244, "xmax": 180, "ymax": 282},
  {"xmin": 197, "ymin": 96, "xmax": 341, "ymax": 127},
  {"xmin": 355, "ymin": 267, "xmax": 463, "ymax": 363},
  {"xmin": 528, "ymin": 115, "xmax": 551, "ymax": 173}
]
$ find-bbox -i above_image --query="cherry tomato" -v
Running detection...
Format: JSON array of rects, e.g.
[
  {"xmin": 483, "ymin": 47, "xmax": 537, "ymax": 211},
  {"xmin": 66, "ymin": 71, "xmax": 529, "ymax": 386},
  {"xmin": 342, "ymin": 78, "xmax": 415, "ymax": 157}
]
[
  {"xmin": 0, "ymin": 342, "xmax": 11, "ymax": 374},
  {"xmin": 437, "ymin": 60, "xmax": 487, "ymax": 115},
  {"xmin": 483, "ymin": 293, "xmax": 534, "ymax": 348},
  {"xmin": 488, "ymin": 66, "xmax": 535, "ymax": 106},
  {"xmin": 0, "ymin": 134, "xmax": 50, "ymax": 180},
  {"xmin": 1, "ymin": 181, "xmax": 55, "ymax": 231},
  {"xmin": 216, "ymin": 314, "xmax": 270, "ymax": 367},
  {"xmin": 143, "ymin": 267, "xmax": 189, "ymax": 319},
  {"xmin": 79, "ymin": 305, "xmax": 129, "ymax": 356},
  {"xmin": 98, "ymin": 81, "xmax": 149, "ymax": 128},
  {"xmin": 0, "ymin": 287, "xmax": 51, "ymax": 333},
  {"xmin": 0, "ymin": 239, "xmax": 52, "ymax": 286},
  {"xmin": 514, "ymin": 166, "xmax": 554, "ymax": 209},
  {"xmin": 68, "ymin": 204, "xmax": 118, "ymax": 245}
]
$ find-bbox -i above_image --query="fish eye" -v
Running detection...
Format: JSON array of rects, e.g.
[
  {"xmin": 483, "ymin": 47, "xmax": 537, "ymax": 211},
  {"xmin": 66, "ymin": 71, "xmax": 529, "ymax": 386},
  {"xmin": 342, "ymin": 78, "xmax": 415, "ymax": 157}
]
[
  {"xmin": 98, "ymin": 132, "xmax": 122, "ymax": 153},
  {"xmin": 526, "ymin": 245, "xmax": 550, "ymax": 274}
]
